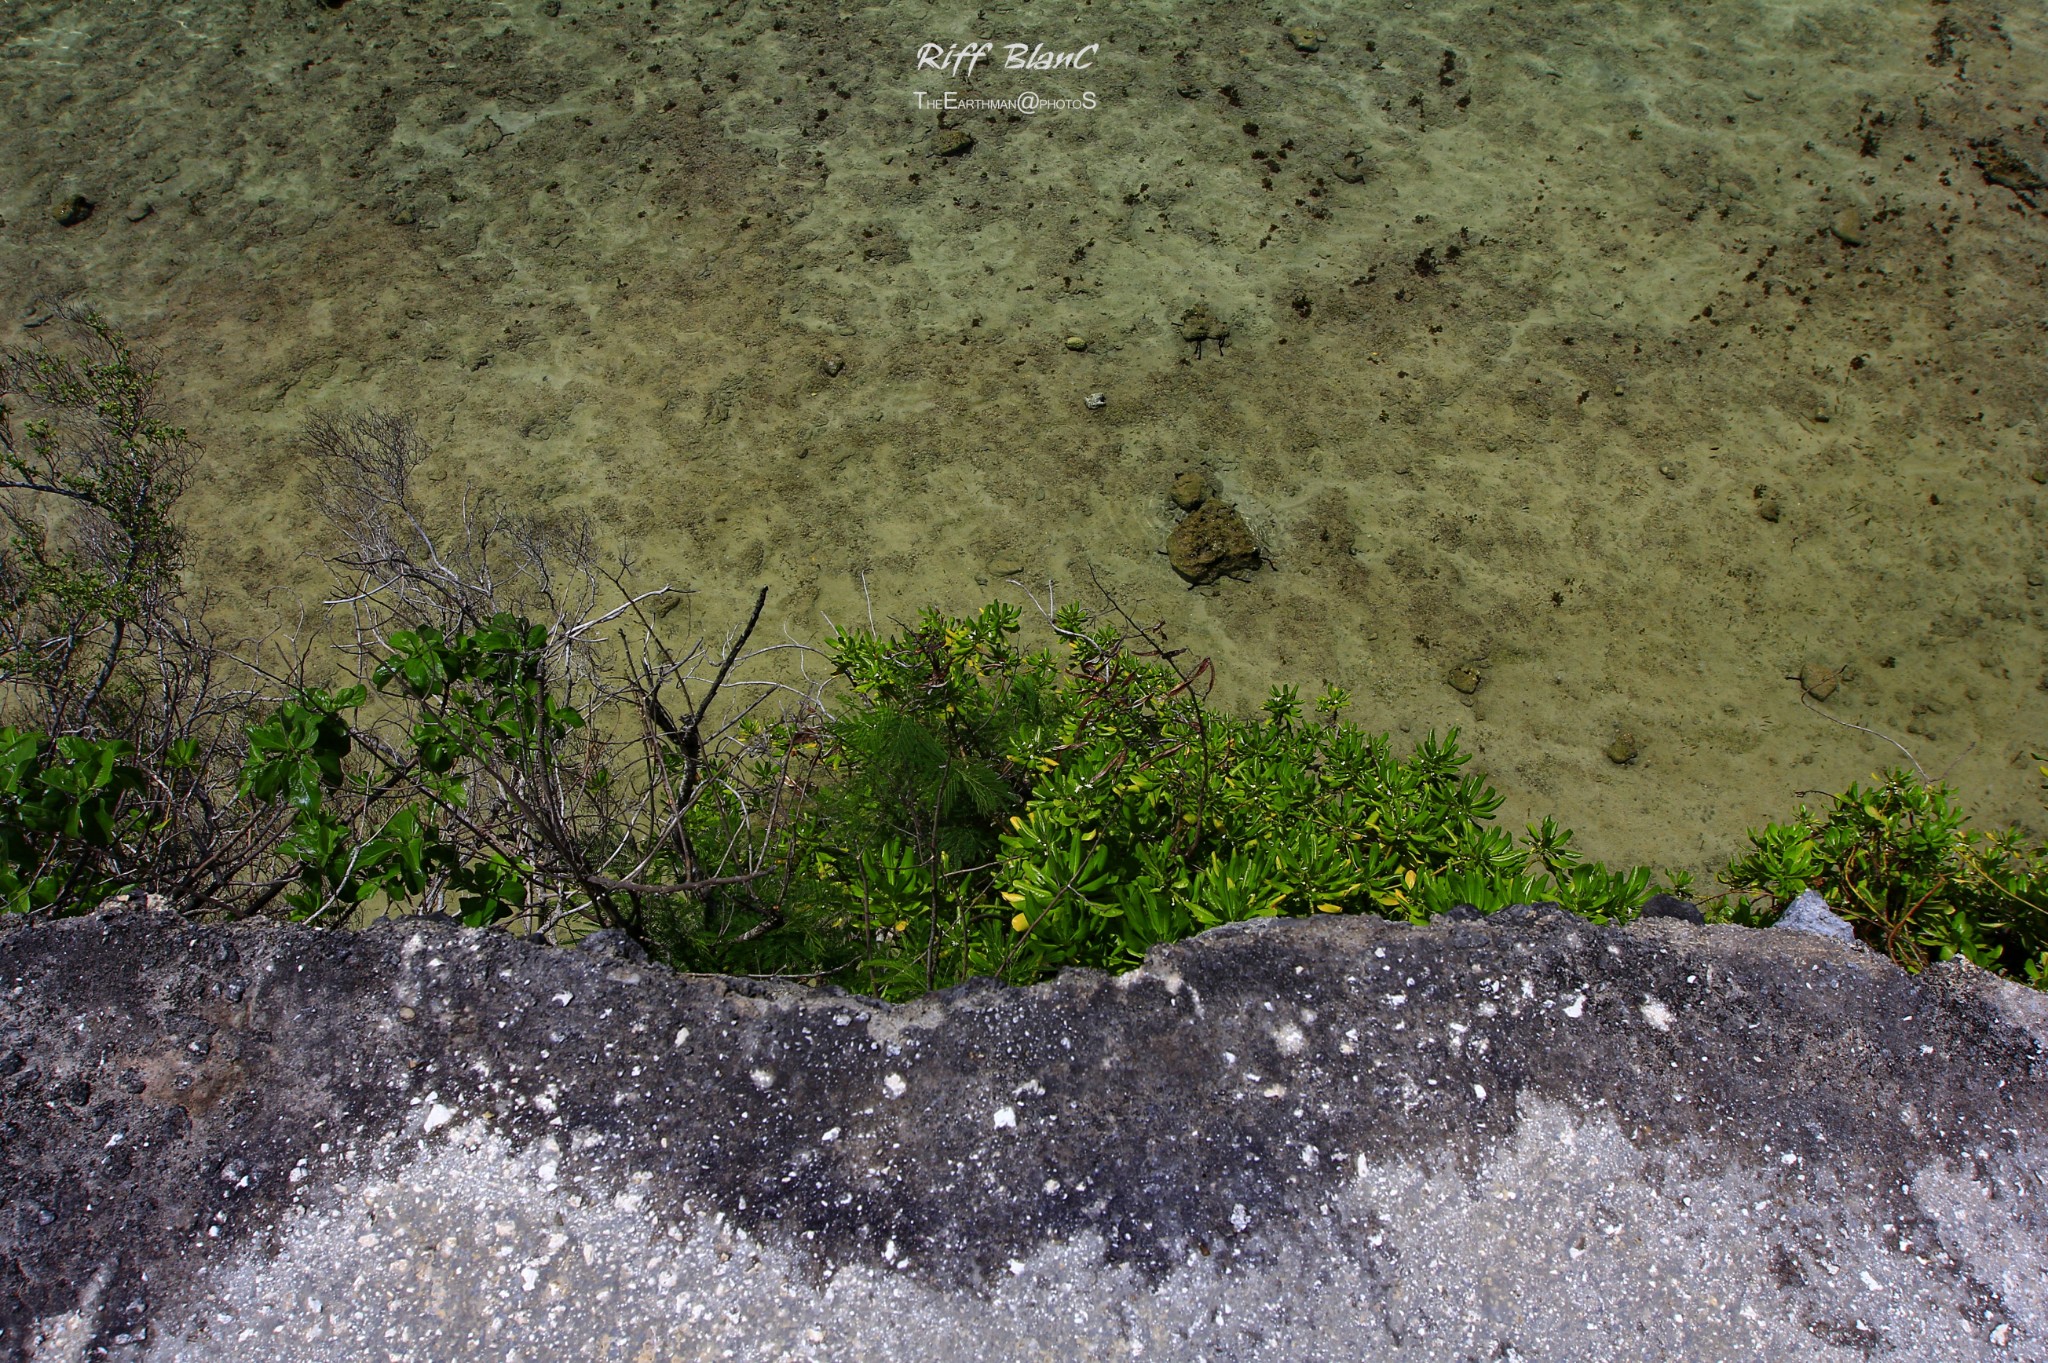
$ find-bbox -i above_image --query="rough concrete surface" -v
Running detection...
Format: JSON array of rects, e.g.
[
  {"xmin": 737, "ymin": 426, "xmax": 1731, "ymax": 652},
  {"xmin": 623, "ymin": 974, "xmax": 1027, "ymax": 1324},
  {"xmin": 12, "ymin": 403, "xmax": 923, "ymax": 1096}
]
[{"xmin": 2, "ymin": 906, "xmax": 2044, "ymax": 1361}]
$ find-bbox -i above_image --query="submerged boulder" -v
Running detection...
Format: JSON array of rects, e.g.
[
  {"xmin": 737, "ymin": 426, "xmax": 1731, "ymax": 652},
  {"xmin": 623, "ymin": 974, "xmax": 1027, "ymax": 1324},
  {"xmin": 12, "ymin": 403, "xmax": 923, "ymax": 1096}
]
[
  {"xmin": 1168, "ymin": 469, "xmax": 1214, "ymax": 511},
  {"xmin": 1168, "ymin": 499, "xmax": 1261, "ymax": 584}
]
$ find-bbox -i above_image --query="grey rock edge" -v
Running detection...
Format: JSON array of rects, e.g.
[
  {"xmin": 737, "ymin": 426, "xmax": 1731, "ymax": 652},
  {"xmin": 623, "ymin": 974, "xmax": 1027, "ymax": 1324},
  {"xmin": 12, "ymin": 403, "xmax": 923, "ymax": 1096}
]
[
  {"xmin": 1, "ymin": 907, "xmax": 2044, "ymax": 1363},
  {"xmin": 1776, "ymin": 889, "xmax": 1861, "ymax": 944}
]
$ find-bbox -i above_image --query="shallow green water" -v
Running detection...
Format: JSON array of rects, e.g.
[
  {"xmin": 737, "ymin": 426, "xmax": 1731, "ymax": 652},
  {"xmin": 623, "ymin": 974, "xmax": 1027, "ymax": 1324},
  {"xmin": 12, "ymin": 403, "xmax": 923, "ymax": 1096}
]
[{"xmin": 3, "ymin": 0, "xmax": 2044, "ymax": 880}]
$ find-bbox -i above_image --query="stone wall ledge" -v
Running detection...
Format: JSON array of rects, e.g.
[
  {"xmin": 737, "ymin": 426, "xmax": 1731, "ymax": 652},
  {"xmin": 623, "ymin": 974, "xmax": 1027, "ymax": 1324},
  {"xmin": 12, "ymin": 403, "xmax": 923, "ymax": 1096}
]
[{"xmin": 2, "ymin": 906, "xmax": 2043, "ymax": 1361}]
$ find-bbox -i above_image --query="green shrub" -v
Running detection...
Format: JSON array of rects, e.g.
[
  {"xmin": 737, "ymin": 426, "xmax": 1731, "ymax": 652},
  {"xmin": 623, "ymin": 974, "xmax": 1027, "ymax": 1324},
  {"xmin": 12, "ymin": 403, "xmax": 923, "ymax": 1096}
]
[
  {"xmin": 237, "ymin": 616, "xmax": 597, "ymax": 927},
  {"xmin": 0, "ymin": 727, "xmax": 148, "ymax": 914},
  {"xmin": 3, "ymin": 312, "xmax": 269, "ymax": 912},
  {"xmin": 1715, "ymin": 768, "xmax": 2048, "ymax": 986},
  {"xmin": 667, "ymin": 603, "xmax": 1653, "ymax": 999},
  {"xmin": 1, "ymin": 309, "xmax": 192, "ymax": 731},
  {"xmin": 6, "ymin": 591, "xmax": 2048, "ymax": 999}
]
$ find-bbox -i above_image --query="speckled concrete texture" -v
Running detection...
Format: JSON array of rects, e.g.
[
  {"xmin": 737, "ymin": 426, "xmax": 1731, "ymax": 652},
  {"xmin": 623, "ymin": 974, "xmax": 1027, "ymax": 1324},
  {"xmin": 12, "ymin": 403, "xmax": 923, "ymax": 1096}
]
[{"xmin": 2, "ymin": 906, "xmax": 2044, "ymax": 1360}]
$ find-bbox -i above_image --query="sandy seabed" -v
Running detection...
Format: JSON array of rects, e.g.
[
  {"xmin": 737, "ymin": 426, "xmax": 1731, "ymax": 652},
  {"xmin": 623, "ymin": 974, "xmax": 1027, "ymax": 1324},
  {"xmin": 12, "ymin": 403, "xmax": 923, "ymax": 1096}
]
[{"xmin": 3, "ymin": 0, "xmax": 2045, "ymax": 880}]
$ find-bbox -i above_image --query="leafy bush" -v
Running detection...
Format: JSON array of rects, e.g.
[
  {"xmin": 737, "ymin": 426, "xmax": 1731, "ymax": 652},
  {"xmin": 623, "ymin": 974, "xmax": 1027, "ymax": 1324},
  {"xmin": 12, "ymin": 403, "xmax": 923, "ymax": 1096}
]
[
  {"xmin": 0, "ymin": 310, "xmax": 190, "ymax": 727},
  {"xmin": 1715, "ymin": 768, "xmax": 2048, "ymax": 986},
  {"xmin": 2, "ymin": 311, "xmax": 260, "ymax": 908},
  {"xmin": 0, "ymin": 728, "xmax": 147, "ymax": 914},
  {"xmin": 236, "ymin": 610, "xmax": 743, "ymax": 933},
  {"xmin": 261, "ymin": 617, "xmax": 586, "ymax": 923},
  {"xmin": 668, "ymin": 602, "xmax": 1655, "ymax": 999}
]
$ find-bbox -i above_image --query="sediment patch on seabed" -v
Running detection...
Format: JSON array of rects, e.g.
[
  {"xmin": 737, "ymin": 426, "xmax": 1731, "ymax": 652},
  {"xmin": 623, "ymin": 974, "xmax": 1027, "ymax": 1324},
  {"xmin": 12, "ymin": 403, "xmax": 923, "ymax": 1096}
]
[{"xmin": 2, "ymin": 907, "xmax": 2044, "ymax": 1361}]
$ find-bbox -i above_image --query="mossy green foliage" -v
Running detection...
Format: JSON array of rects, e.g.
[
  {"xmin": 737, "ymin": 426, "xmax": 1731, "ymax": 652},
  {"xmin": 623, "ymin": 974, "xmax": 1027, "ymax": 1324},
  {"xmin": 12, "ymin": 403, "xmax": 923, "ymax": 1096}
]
[
  {"xmin": 0, "ymin": 728, "xmax": 149, "ymax": 914},
  {"xmin": 1716, "ymin": 769, "xmax": 2048, "ymax": 986},
  {"xmin": 658, "ymin": 603, "xmax": 1650, "ymax": 999},
  {"xmin": 237, "ymin": 617, "xmax": 576, "ymax": 923},
  {"xmin": 4, "ymin": 599, "xmax": 2045, "ymax": 998}
]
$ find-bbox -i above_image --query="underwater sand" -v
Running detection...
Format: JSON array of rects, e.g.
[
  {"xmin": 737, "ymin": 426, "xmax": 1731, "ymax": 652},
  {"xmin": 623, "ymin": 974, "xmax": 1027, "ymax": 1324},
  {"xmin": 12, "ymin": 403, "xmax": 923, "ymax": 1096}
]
[{"xmin": 3, "ymin": 0, "xmax": 2045, "ymax": 883}]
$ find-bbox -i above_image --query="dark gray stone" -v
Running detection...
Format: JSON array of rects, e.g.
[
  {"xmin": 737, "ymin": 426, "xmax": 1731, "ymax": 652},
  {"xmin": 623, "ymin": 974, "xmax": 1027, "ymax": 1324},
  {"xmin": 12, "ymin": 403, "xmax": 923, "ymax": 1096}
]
[
  {"xmin": 1, "ymin": 907, "xmax": 2042, "ymax": 1360},
  {"xmin": 575, "ymin": 928, "xmax": 649, "ymax": 964},
  {"xmin": 1639, "ymin": 893, "xmax": 1705, "ymax": 925}
]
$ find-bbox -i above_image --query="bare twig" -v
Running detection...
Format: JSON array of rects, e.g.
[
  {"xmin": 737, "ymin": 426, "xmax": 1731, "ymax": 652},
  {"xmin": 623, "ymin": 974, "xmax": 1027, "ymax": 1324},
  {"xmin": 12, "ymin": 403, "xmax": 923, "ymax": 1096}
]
[{"xmin": 1798, "ymin": 693, "xmax": 1927, "ymax": 784}]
